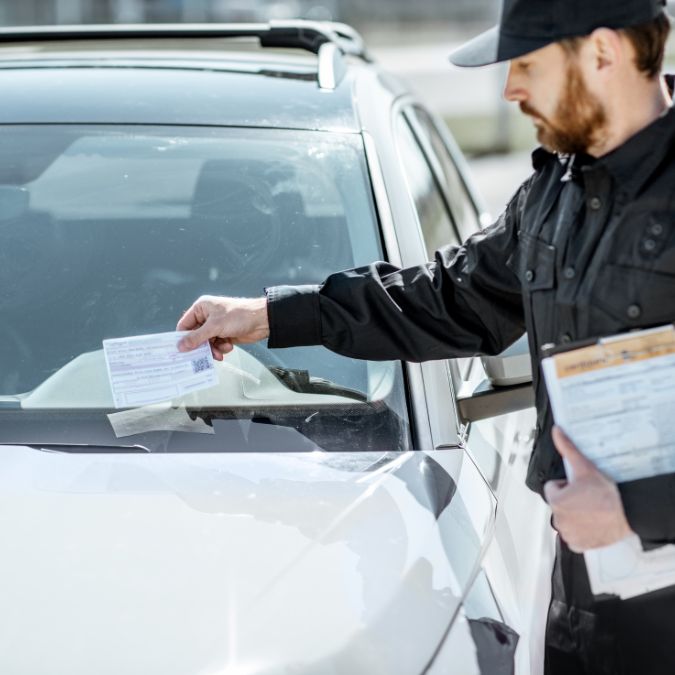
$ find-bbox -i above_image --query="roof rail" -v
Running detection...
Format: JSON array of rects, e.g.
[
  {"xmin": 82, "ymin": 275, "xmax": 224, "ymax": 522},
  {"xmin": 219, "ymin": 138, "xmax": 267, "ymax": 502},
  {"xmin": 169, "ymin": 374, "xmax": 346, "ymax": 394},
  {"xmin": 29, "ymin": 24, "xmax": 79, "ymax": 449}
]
[
  {"xmin": 0, "ymin": 20, "xmax": 371, "ymax": 90},
  {"xmin": 0, "ymin": 20, "xmax": 372, "ymax": 61}
]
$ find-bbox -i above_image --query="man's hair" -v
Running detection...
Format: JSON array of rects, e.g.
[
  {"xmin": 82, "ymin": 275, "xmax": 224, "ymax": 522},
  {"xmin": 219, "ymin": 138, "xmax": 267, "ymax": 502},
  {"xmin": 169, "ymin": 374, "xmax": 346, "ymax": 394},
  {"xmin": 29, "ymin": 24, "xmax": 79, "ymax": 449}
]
[{"xmin": 561, "ymin": 12, "xmax": 671, "ymax": 79}]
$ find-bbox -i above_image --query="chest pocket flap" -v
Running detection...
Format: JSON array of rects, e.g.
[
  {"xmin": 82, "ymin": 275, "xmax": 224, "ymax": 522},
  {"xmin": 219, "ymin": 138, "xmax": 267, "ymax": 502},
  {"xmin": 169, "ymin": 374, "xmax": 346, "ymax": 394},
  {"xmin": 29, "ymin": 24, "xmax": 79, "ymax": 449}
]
[
  {"xmin": 507, "ymin": 232, "xmax": 556, "ymax": 292},
  {"xmin": 591, "ymin": 263, "xmax": 675, "ymax": 326}
]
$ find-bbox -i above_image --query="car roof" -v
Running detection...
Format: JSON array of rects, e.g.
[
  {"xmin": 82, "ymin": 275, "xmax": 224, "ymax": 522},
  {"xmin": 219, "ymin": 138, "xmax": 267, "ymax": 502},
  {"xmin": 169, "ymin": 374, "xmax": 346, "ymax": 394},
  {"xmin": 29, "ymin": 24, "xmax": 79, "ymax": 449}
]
[{"xmin": 0, "ymin": 23, "xmax": 386, "ymax": 132}]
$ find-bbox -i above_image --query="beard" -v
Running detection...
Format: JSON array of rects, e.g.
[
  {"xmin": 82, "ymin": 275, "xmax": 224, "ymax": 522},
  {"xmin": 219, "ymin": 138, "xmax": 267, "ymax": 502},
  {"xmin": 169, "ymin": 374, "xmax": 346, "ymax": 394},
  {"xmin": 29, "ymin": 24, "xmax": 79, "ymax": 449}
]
[{"xmin": 520, "ymin": 60, "xmax": 607, "ymax": 155}]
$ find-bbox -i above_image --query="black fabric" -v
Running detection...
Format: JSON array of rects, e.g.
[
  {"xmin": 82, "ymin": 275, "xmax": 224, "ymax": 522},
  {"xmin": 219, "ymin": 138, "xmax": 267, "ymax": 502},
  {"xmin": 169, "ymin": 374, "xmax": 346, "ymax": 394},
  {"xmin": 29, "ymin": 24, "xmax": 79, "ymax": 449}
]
[
  {"xmin": 545, "ymin": 537, "xmax": 675, "ymax": 674},
  {"xmin": 449, "ymin": 0, "xmax": 666, "ymax": 67},
  {"xmin": 266, "ymin": 284, "xmax": 322, "ymax": 347},
  {"xmin": 267, "ymin": 101, "xmax": 675, "ymax": 548}
]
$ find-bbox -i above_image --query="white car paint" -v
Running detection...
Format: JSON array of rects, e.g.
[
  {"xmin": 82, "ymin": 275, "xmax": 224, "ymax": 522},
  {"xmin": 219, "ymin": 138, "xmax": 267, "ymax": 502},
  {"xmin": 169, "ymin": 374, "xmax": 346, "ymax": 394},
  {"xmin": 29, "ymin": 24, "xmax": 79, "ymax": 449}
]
[{"xmin": 0, "ymin": 445, "xmax": 492, "ymax": 675}]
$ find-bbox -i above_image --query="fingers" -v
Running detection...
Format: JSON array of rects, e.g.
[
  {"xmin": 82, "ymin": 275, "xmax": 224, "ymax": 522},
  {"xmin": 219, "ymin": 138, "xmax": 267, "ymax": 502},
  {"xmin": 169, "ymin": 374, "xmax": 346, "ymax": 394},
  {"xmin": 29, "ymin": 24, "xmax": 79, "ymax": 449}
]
[
  {"xmin": 177, "ymin": 297, "xmax": 237, "ymax": 356},
  {"xmin": 543, "ymin": 478, "xmax": 567, "ymax": 504},
  {"xmin": 551, "ymin": 426, "xmax": 595, "ymax": 478},
  {"xmin": 178, "ymin": 322, "xmax": 217, "ymax": 352},
  {"xmin": 181, "ymin": 329, "xmax": 235, "ymax": 357},
  {"xmin": 210, "ymin": 338, "xmax": 233, "ymax": 361},
  {"xmin": 177, "ymin": 304, "xmax": 200, "ymax": 332},
  {"xmin": 220, "ymin": 341, "xmax": 234, "ymax": 355}
]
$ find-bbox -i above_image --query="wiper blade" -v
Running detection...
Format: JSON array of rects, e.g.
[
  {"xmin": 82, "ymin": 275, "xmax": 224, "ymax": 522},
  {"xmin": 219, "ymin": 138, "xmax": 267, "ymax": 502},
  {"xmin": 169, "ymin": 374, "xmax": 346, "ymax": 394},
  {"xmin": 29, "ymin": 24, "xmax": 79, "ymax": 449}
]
[
  {"xmin": 1, "ymin": 442, "xmax": 151, "ymax": 453},
  {"xmin": 268, "ymin": 367, "xmax": 367, "ymax": 402}
]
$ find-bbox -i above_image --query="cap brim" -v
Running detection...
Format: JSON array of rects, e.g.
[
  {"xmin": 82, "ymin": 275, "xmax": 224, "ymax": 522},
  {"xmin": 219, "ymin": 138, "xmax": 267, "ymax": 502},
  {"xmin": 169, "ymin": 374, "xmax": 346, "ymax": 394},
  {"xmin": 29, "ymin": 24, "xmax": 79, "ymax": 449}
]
[{"xmin": 449, "ymin": 25, "xmax": 554, "ymax": 67}]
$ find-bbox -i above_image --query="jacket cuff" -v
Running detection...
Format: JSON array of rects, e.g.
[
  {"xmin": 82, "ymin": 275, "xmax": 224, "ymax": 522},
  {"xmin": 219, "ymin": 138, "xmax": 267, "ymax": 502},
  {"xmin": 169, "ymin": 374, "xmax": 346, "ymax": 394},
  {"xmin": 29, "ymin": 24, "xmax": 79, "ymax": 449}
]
[{"xmin": 265, "ymin": 285, "xmax": 323, "ymax": 348}]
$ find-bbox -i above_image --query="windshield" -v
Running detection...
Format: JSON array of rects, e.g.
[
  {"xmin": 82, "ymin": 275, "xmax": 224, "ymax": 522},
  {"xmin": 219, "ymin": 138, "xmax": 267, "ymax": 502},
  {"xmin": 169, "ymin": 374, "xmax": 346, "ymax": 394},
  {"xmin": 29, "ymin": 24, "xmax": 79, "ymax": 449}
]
[{"xmin": 0, "ymin": 124, "xmax": 410, "ymax": 453}]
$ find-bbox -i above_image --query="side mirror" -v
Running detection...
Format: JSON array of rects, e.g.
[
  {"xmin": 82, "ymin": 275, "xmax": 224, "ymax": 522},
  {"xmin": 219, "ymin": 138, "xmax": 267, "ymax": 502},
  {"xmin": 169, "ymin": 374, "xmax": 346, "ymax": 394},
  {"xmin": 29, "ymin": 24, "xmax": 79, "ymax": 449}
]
[
  {"xmin": 457, "ymin": 335, "xmax": 534, "ymax": 423},
  {"xmin": 481, "ymin": 334, "xmax": 532, "ymax": 387}
]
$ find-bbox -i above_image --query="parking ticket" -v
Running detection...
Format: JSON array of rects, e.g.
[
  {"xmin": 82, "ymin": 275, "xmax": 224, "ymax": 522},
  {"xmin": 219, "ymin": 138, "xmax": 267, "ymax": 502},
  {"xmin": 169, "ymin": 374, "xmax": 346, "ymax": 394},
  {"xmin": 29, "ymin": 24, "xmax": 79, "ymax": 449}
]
[{"xmin": 103, "ymin": 331, "xmax": 218, "ymax": 408}]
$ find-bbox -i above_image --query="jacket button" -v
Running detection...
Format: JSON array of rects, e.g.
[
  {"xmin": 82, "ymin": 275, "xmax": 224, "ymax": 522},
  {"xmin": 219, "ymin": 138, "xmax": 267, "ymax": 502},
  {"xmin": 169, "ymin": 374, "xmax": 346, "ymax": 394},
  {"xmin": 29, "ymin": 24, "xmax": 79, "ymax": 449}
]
[
  {"xmin": 643, "ymin": 238, "xmax": 657, "ymax": 252},
  {"xmin": 589, "ymin": 197, "xmax": 602, "ymax": 210},
  {"xmin": 650, "ymin": 223, "xmax": 664, "ymax": 236},
  {"xmin": 627, "ymin": 304, "xmax": 642, "ymax": 319},
  {"xmin": 563, "ymin": 266, "xmax": 576, "ymax": 280},
  {"xmin": 525, "ymin": 269, "xmax": 535, "ymax": 282}
]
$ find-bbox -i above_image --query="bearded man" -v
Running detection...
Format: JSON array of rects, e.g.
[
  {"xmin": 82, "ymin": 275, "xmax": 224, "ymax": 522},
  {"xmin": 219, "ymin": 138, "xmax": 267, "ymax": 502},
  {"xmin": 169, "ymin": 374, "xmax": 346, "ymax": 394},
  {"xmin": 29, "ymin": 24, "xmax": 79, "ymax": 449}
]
[{"xmin": 177, "ymin": 1, "xmax": 675, "ymax": 671}]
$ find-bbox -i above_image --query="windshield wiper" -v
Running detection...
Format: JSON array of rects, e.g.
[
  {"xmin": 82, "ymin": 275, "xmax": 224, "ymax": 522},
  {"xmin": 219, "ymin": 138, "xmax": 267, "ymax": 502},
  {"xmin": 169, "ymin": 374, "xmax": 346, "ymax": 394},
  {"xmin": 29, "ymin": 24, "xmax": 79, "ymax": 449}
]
[
  {"xmin": 267, "ymin": 367, "xmax": 367, "ymax": 403},
  {"xmin": 1, "ymin": 442, "xmax": 151, "ymax": 453}
]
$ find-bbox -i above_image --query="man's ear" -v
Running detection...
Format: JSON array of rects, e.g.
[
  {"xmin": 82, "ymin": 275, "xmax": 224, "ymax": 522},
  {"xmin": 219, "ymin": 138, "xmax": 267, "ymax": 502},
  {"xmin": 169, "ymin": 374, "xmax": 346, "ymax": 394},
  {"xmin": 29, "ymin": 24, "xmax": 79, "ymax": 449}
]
[{"xmin": 587, "ymin": 28, "xmax": 623, "ymax": 72}]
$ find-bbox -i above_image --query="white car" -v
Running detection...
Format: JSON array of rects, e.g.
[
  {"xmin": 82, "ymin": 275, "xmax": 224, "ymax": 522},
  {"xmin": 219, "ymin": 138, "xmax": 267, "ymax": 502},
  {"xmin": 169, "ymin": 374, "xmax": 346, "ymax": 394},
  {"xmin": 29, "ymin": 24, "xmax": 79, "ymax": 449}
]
[{"xmin": 0, "ymin": 22, "xmax": 554, "ymax": 674}]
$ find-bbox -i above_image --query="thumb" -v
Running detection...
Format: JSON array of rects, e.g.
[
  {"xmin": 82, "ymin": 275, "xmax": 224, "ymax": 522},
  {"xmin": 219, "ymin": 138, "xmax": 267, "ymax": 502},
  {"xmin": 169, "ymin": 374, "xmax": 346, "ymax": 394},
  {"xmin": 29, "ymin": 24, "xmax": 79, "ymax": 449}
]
[
  {"xmin": 178, "ymin": 323, "xmax": 217, "ymax": 352},
  {"xmin": 552, "ymin": 425, "xmax": 595, "ymax": 479}
]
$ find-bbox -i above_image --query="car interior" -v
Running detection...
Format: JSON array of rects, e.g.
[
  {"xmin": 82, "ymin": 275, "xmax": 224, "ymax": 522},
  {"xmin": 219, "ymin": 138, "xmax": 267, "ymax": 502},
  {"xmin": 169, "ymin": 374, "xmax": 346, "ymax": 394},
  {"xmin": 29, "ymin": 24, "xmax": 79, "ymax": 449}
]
[{"xmin": 0, "ymin": 126, "xmax": 411, "ymax": 453}]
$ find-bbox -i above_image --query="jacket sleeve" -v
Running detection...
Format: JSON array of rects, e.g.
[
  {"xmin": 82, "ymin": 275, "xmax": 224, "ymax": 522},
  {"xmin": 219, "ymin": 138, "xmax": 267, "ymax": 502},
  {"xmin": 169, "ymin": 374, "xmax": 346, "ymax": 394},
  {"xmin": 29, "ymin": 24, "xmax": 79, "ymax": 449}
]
[{"xmin": 266, "ymin": 183, "xmax": 528, "ymax": 363}]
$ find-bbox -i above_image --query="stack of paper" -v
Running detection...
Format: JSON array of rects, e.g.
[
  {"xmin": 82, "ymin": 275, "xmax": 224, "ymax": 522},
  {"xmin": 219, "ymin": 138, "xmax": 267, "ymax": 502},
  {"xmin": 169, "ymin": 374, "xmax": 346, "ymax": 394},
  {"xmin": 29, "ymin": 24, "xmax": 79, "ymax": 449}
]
[{"xmin": 542, "ymin": 324, "xmax": 675, "ymax": 598}]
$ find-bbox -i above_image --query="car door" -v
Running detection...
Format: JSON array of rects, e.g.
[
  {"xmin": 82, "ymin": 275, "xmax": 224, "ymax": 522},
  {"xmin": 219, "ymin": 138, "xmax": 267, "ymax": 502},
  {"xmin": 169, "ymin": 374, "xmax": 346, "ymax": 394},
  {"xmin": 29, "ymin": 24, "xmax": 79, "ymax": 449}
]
[
  {"xmin": 397, "ymin": 103, "xmax": 532, "ymax": 483},
  {"xmin": 394, "ymin": 103, "xmax": 553, "ymax": 674}
]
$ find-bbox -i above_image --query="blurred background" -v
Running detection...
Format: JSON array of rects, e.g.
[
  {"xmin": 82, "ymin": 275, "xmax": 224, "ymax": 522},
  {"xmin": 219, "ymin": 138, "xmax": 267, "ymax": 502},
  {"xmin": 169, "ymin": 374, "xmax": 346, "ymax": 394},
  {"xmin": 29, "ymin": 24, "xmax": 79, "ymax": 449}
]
[{"xmin": 2, "ymin": 0, "xmax": 673, "ymax": 216}]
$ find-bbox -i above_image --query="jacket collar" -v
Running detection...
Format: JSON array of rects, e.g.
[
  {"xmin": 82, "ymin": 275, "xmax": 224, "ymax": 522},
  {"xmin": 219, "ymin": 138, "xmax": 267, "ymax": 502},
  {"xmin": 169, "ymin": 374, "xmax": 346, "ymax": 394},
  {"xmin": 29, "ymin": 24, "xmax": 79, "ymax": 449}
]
[{"xmin": 593, "ymin": 99, "xmax": 675, "ymax": 199}]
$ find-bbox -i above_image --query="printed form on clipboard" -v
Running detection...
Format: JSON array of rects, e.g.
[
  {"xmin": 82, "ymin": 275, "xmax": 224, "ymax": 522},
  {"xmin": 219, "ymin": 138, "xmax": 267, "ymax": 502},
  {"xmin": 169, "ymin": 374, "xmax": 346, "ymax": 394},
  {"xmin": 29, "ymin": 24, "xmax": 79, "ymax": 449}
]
[{"xmin": 542, "ymin": 324, "xmax": 675, "ymax": 599}]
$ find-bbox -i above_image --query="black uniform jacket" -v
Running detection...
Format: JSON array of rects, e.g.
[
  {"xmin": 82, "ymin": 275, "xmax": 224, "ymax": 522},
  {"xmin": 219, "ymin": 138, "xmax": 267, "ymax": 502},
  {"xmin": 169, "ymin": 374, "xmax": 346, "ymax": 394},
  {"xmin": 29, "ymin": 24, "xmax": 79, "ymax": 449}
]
[{"xmin": 267, "ymin": 101, "xmax": 675, "ymax": 550}]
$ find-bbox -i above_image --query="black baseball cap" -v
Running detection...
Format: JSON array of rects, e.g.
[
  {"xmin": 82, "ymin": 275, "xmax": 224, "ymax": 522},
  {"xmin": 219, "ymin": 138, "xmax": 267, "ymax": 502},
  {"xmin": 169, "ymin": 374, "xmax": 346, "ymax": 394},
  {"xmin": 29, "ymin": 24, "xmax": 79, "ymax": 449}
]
[{"xmin": 450, "ymin": 0, "xmax": 668, "ymax": 67}]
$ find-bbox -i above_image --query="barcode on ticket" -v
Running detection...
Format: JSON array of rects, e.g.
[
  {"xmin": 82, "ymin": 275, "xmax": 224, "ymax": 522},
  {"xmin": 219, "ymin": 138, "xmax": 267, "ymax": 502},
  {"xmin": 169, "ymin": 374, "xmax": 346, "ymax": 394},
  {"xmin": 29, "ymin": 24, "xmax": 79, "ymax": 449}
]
[{"xmin": 191, "ymin": 356, "xmax": 213, "ymax": 374}]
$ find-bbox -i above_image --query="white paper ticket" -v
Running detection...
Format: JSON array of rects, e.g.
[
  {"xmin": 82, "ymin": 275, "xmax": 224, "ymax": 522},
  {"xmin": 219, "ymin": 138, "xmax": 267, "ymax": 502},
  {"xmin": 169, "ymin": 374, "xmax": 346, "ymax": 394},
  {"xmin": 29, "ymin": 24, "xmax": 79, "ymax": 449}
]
[{"xmin": 103, "ymin": 331, "xmax": 217, "ymax": 408}]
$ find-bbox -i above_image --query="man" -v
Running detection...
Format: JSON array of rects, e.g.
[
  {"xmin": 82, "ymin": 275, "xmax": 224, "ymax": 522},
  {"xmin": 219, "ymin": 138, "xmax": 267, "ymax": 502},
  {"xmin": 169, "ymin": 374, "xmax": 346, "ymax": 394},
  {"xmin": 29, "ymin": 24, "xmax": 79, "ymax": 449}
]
[{"xmin": 177, "ymin": 1, "xmax": 675, "ymax": 672}]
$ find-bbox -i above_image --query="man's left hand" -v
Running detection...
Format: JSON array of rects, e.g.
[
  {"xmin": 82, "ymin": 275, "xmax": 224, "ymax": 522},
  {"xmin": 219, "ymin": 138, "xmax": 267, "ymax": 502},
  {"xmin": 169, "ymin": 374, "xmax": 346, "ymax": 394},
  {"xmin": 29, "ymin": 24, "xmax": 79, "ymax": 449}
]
[{"xmin": 544, "ymin": 426, "xmax": 633, "ymax": 553}]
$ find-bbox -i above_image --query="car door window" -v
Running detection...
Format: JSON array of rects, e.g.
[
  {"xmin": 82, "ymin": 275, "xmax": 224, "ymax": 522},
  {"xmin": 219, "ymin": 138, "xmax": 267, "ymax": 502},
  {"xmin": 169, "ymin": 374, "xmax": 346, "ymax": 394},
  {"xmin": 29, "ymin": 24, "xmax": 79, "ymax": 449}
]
[
  {"xmin": 405, "ymin": 106, "xmax": 482, "ymax": 243},
  {"xmin": 396, "ymin": 113, "xmax": 476, "ymax": 380},
  {"xmin": 395, "ymin": 113, "xmax": 460, "ymax": 256}
]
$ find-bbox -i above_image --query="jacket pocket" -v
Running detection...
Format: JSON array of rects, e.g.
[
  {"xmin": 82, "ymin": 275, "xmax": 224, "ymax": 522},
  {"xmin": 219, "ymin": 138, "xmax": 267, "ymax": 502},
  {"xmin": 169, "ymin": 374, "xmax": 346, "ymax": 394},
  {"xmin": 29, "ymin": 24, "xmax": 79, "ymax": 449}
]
[
  {"xmin": 507, "ymin": 232, "xmax": 556, "ymax": 291},
  {"xmin": 591, "ymin": 263, "xmax": 675, "ymax": 326}
]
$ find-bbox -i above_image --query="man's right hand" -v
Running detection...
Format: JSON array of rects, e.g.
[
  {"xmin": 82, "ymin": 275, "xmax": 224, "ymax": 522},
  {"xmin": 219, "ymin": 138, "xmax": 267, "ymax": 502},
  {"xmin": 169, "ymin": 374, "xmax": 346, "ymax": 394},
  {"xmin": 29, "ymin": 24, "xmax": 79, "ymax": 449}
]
[{"xmin": 176, "ymin": 295, "xmax": 270, "ymax": 361}]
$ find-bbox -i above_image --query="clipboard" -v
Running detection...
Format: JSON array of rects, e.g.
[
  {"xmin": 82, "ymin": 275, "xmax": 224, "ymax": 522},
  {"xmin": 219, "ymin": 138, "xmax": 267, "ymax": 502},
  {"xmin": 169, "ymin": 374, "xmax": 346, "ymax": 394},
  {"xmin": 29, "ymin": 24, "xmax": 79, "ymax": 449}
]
[
  {"xmin": 541, "ymin": 323, "xmax": 675, "ymax": 598},
  {"xmin": 541, "ymin": 322, "xmax": 675, "ymax": 358},
  {"xmin": 542, "ymin": 323, "xmax": 675, "ymax": 484}
]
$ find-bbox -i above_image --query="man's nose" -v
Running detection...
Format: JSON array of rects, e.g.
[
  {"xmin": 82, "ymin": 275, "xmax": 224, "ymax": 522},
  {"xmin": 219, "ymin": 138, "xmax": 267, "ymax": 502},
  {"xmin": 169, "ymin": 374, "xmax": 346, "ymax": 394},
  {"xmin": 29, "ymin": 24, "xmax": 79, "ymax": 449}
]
[{"xmin": 503, "ymin": 64, "xmax": 526, "ymax": 102}]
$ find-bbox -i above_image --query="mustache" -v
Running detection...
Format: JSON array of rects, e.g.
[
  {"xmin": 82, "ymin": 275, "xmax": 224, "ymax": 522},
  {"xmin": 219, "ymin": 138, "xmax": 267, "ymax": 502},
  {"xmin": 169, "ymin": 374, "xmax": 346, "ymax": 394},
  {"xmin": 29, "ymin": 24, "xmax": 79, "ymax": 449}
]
[
  {"xmin": 520, "ymin": 101, "xmax": 561, "ymax": 135},
  {"xmin": 520, "ymin": 101, "xmax": 544, "ymax": 119}
]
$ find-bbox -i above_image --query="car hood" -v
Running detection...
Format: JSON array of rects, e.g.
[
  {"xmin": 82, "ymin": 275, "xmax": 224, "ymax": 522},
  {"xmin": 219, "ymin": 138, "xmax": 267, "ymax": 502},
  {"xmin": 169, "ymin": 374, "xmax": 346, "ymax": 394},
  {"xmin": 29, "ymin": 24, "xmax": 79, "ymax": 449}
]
[{"xmin": 0, "ymin": 445, "xmax": 484, "ymax": 675}]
